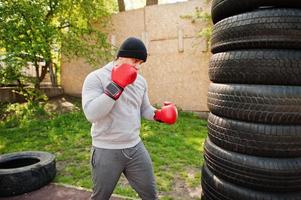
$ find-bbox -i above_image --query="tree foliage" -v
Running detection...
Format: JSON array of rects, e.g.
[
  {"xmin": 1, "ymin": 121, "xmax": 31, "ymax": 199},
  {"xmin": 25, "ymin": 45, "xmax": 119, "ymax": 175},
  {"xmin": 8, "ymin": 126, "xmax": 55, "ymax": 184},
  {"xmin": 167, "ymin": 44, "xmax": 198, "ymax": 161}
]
[{"xmin": 0, "ymin": 0, "xmax": 117, "ymax": 93}]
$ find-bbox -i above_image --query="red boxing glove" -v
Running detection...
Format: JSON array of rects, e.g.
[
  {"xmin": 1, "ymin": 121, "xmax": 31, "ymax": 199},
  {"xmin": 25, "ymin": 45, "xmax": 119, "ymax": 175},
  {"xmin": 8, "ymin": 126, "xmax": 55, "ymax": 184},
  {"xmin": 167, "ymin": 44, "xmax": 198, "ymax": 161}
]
[
  {"xmin": 154, "ymin": 102, "xmax": 178, "ymax": 125},
  {"xmin": 105, "ymin": 63, "xmax": 137, "ymax": 100}
]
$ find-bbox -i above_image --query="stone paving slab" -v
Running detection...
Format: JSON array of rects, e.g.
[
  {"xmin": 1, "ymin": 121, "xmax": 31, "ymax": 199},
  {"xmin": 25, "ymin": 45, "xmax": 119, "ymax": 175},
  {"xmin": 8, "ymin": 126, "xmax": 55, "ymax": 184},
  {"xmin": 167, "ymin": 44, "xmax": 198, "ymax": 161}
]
[{"xmin": 0, "ymin": 183, "xmax": 136, "ymax": 200}]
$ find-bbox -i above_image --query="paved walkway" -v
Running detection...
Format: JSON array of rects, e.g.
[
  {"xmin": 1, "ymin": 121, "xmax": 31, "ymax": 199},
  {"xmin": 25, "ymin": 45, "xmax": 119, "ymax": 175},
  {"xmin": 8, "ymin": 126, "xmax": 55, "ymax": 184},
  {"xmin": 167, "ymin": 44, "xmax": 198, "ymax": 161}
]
[{"xmin": 0, "ymin": 183, "xmax": 135, "ymax": 200}]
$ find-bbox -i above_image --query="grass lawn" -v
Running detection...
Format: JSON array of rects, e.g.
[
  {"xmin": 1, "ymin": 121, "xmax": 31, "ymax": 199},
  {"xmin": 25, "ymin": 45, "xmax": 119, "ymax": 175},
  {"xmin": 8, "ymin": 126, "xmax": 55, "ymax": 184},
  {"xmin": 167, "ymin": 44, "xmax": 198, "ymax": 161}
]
[{"xmin": 0, "ymin": 97, "xmax": 207, "ymax": 200}]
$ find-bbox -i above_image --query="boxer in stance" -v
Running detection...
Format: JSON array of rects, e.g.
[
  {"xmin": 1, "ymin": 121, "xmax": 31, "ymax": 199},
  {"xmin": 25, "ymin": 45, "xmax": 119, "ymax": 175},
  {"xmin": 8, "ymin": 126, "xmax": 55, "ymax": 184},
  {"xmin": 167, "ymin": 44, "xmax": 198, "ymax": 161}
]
[{"xmin": 82, "ymin": 37, "xmax": 178, "ymax": 200}]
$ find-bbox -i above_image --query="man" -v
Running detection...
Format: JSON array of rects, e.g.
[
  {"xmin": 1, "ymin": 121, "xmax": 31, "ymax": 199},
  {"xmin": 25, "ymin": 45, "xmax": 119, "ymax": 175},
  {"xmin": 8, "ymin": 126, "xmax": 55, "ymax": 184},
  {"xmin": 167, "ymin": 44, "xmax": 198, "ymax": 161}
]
[{"xmin": 82, "ymin": 37, "xmax": 178, "ymax": 200}]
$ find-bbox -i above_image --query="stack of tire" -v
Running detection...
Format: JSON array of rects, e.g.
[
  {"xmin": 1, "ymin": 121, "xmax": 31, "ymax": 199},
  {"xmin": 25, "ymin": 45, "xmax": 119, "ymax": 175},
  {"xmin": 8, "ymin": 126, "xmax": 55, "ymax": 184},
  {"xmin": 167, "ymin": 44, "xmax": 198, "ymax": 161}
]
[{"xmin": 201, "ymin": 0, "xmax": 301, "ymax": 199}]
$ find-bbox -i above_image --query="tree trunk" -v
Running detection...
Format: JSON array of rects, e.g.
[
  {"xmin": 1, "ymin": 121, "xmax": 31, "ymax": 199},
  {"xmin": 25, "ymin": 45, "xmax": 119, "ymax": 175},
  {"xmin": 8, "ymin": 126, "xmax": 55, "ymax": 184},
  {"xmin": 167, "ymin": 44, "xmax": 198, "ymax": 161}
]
[
  {"xmin": 34, "ymin": 61, "xmax": 41, "ymax": 89},
  {"xmin": 117, "ymin": 0, "xmax": 125, "ymax": 12},
  {"xmin": 39, "ymin": 64, "xmax": 48, "ymax": 85},
  {"xmin": 48, "ymin": 61, "xmax": 57, "ymax": 86},
  {"xmin": 146, "ymin": 0, "xmax": 158, "ymax": 6}
]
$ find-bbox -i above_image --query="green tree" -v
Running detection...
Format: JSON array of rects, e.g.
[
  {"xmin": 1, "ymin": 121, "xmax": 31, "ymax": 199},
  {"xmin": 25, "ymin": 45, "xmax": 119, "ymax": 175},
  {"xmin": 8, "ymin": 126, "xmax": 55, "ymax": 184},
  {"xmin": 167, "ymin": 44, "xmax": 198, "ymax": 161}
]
[{"xmin": 0, "ymin": 0, "xmax": 116, "ymax": 100}]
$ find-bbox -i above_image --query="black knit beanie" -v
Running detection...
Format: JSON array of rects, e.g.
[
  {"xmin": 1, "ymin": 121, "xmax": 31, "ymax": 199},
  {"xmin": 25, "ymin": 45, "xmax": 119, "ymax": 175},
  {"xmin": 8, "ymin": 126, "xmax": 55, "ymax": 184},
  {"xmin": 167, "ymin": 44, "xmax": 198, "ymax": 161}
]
[{"xmin": 117, "ymin": 37, "xmax": 147, "ymax": 62}]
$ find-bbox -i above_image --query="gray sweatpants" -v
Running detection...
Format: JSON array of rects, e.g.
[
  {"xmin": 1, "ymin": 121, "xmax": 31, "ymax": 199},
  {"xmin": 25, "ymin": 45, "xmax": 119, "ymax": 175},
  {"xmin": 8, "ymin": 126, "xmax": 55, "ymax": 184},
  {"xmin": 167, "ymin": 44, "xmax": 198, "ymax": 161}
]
[{"xmin": 90, "ymin": 141, "xmax": 157, "ymax": 200}]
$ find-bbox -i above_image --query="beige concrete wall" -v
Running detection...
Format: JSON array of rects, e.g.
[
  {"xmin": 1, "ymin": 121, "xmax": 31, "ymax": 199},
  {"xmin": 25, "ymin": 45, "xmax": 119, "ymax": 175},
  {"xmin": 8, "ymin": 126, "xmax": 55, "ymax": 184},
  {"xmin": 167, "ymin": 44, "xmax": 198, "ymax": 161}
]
[
  {"xmin": 61, "ymin": 0, "xmax": 211, "ymax": 111},
  {"xmin": 61, "ymin": 56, "xmax": 94, "ymax": 96}
]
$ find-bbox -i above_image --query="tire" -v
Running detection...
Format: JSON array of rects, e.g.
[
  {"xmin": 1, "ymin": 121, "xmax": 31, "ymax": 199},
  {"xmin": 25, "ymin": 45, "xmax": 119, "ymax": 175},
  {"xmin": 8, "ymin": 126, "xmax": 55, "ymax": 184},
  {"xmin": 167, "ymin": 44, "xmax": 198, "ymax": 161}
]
[
  {"xmin": 208, "ymin": 113, "xmax": 301, "ymax": 157},
  {"xmin": 201, "ymin": 163, "xmax": 301, "ymax": 200},
  {"xmin": 211, "ymin": 0, "xmax": 301, "ymax": 24},
  {"xmin": 209, "ymin": 50, "xmax": 301, "ymax": 85},
  {"xmin": 207, "ymin": 83, "xmax": 301, "ymax": 125},
  {"xmin": 211, "ymin": 9, "xmax": 301, "ymax": 53},
  {"xmin": 204, "ymin": 138, "xmax": 301, "ymax": 192},
  {"xmin": 0, "ymin": 151, "xmax": 56, "ymax": 197}
]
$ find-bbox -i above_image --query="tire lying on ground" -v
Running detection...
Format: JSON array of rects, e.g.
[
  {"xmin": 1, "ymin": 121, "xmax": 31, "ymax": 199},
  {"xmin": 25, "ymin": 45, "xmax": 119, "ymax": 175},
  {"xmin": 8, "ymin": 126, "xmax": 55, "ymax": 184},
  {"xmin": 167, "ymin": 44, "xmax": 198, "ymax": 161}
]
[
  {"xmin": 201, "ymin": 163, "xmax": 301, "ymax": 200},
  {"xmin": 209, "ymin": 50, "xmax": 301, "ymax": 85},
  {"xmin": 207, "ymin": 83, "xmax": 301, "ymax": 125},
  {"xmin": 211, "ymin": 0, "xmax": 301, "ymax": 24},
  {"xmin": 0, "ymin": 151, "xmax": 56, "ymax": 197},
  {"xmin": 207, "ymin": 113, "xmax": 301, "ymax": 157},
  {"xmin": 211, "ymin": 9, "xmax": 301, "ymax": 53},
  {"xmin": 204, "ymin": 138, "xmax": 301, "ymax": 192}
]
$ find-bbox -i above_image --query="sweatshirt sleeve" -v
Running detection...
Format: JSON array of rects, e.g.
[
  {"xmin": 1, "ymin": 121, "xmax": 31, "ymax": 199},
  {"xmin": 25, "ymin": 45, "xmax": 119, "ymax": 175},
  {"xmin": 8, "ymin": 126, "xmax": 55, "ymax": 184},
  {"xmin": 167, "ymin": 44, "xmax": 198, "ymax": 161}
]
[
  {"xmin": 141, "ymin": 82, "xmax": 156, "ymax": 121},
  {"xmin": 82, "ymin": 72, "xmax": 115, "ymax": 123}
]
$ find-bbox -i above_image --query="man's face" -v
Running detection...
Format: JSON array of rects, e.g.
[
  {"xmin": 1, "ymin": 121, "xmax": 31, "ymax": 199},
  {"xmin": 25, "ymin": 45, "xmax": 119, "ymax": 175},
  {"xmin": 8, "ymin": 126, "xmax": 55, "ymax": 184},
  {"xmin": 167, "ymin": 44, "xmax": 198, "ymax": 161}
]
[
  {"xmin": 133, "ymin": 61, "xmax": 143, "ymax": 70},
  {"xmin": 127, "ymin": 59, "xmax": 143, "ymax": 70},
  {"xmin": 117, "ymin": 57, "xmax": 144, "ymax": 70}
]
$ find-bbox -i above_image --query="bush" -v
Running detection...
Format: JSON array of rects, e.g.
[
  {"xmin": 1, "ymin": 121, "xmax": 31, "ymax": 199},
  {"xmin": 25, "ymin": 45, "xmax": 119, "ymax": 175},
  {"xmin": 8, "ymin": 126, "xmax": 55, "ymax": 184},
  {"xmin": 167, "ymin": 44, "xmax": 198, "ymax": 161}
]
[{"xmin": 0, "ymin": 101, "xmax": 50, "ymax": 128}]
